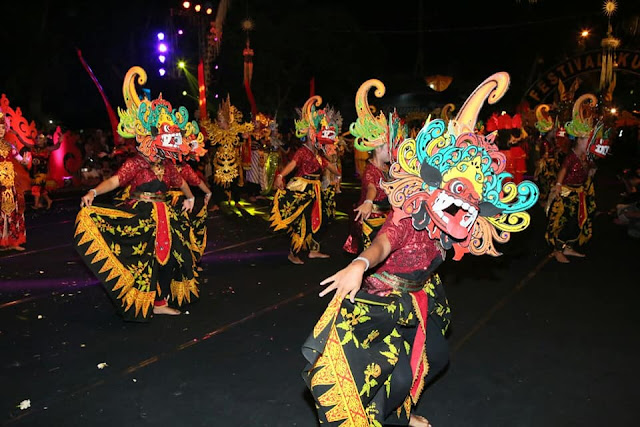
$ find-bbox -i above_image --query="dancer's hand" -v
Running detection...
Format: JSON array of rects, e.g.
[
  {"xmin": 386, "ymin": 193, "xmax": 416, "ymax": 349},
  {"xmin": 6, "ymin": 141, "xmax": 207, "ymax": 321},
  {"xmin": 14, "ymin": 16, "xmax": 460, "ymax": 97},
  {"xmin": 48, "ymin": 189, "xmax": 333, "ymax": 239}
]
[
  {"xmin": 204, "ymin": 192, "xmax": 212, "ymax": 205},
  {"xmin": 319, "ymin": 262, "xmax": 366, "ymax": 303},
  {"xmin": 353, "ymin": 201, "xmax": 373, "ymax": 222},
  {"xmin": 182, "ymin": 197, "xmax": 194, "ymax": 213},
  {"xmin": 274, "ymin": 174, "xmax": 284, "ymax": 190},
  {"xmin": 80, "ymin": 191, "xmax": 95, "ymax": 207}
]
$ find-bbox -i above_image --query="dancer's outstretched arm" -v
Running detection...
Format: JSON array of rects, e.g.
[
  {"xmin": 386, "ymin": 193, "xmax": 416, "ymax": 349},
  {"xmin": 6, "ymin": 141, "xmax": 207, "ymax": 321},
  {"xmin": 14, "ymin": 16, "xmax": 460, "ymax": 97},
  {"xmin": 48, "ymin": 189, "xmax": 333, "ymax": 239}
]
[
  {"xmin": 319, "ymin": 232, "xmax": 392, "ymax": 303},
  {"xmin": 80, "ymin": 175, "xmax": 120, "ymax": 207}
]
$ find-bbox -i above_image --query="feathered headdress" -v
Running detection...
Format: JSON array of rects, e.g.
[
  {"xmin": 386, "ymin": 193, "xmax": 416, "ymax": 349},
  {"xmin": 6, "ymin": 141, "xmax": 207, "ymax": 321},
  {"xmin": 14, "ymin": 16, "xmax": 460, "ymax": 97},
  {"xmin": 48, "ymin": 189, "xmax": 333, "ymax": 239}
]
[
  {"xmin": 534, "ymin": 104, "xmax": 554, "ymax": 134},
  {"xmin": 117, "ymin": 66, "xmax": 206, "ymax": 162},
  {"xmin": 381, "ymin": 72, "xmax": 539, "ymax": 260},
  {"xmin": 349, "ymin": 79, "xmax": 407, "ymax": 157},
  {"xmin": 565, "ymin": 94, "xmax": 598, "ymax": 138}
]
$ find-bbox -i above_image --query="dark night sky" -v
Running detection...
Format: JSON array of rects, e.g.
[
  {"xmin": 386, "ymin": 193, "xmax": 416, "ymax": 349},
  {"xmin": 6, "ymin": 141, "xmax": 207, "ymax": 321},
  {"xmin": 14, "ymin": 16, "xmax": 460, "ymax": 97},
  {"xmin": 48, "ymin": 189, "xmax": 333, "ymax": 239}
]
[{"xmin": 2, "ymin": 0, "xmax": 639, "ymax": 133}]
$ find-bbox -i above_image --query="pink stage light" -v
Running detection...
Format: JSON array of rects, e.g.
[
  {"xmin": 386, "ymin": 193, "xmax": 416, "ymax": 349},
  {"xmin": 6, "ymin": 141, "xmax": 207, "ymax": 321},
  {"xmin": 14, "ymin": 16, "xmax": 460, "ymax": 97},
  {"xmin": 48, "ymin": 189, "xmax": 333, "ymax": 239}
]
[
  {"xmin": 178, "ymin": 29, "xmax": 184, "ymax": 35},
  {"xmin": 157, "ymin": 32, "xmax": 165, "ymax": 41},
  {"xmin": 159, "ymin": 68, "xmax": 166, "ymax": 76},
  {"xmin": 158, "ymin": 43, "xmax": 168, "ymax": 53},
  {"xmin": 158, "ymin": 55, "xmax": 166, "ymax": 63}
]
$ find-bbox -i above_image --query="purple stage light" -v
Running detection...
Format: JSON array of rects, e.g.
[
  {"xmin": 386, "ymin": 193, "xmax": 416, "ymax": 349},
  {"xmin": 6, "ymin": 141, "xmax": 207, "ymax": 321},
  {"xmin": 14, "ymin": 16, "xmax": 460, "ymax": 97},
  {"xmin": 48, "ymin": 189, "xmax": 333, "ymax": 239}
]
[
  {"xmin": 214, "ymin": 64, "xmax": 219, "ymax": 70},
  {"xmin": 158, "ymin": 43, "xmax": 168, "ymax": 53},
  {"xmin": 158, "ymin": 55, "xmax": 166, "ymax": 63},
  {"xmin": 157, "ymin": 32, "xmax": 165, "ymax": 41},
  {"xmin": 159, "ymin": 68, "xmax": 166, "ymax": 76},
  {"xmin": 178, "ymin": 29, "xmax": 184, "ymax": 35}
]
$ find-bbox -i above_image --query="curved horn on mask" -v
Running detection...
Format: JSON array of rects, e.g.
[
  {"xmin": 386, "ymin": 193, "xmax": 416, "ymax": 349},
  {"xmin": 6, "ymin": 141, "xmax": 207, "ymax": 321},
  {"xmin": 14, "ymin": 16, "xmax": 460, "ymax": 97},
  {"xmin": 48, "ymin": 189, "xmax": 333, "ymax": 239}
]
[
  {"xmin": 122, "ymin": 66, "xmax": 147, "ymax": 110},
  {"xmin": 301, "ymin": 95, "xmax": 323, "ymax": 124},
  {"xmin": 440, "ymin": 103, "xmax": 456, "ymax": 121},
  {"xmin": 455, "ymin": 72, "xmax": 510, "ymax": 133}
]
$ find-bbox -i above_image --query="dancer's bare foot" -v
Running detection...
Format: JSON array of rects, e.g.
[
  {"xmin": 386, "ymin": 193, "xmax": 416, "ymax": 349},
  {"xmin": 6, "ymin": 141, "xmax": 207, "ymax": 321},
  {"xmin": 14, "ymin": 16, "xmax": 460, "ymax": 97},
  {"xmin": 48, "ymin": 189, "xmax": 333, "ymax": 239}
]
[
  {"xmin": 308, "ymin": 251, "xmax": 330, "ymax": 259},
  {"xmin": 288, "ymin": 253, "xmax": 304, "ymax": 265},
  {"xmin": 553, "ymin": 250, "xmax": 570, "ymax": 263},
  {"xmin": 208, "ymin": 205, "xmax": 220, "ymax": 212},
  {"xmin": 409, "ymin": 414, "xmax": 432, "ymax": 427},
  {"xmin": 11, "ymin": 246, "xmax": 25, "ymax": 251},
  {"xmin": 153, "ymin": 305, "xmax": 181, "ymax": 315},
  {"xmin": 563, "ymin": 247, "xmax": 586, "ymax": 257}
]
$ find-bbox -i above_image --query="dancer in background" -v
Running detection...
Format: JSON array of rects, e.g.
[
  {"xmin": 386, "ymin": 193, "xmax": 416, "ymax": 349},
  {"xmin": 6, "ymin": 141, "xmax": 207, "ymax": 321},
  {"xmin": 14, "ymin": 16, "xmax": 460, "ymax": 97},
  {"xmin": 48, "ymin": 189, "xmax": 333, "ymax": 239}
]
[
  {"xmin": 0, "ymin": 111, "xmax": 29, "ymax": 250},
  {"xmin": 202, "ymin": 95, "xmax": 254, "ymax": 204},
  {"xmin": 343, "ymin": 79, "xmax": 405, "ymax": 254},
  {"xmin": 30, "ymin": 133, "xmax": 61, "ymax": 210},
  {"xmin": 75, "ymin": 66, "xmax": 205, "ymax": 321},
  {"xmin": 303, "ymin": 73, "xmax": 539, "ymax": 426},
  {"xmin": 546, "ymin": 94, "xmax": 600, "ymax": 263},
  {"xmin": 270, "ymin": 96, "xmax": 341, "ymax": 264}
]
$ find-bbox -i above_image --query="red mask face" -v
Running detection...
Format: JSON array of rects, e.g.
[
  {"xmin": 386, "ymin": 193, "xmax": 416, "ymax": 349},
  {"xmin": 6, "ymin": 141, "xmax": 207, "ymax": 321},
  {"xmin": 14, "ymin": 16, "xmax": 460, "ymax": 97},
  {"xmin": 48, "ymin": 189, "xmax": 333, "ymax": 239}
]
[
  {"xmin": 316, "ymin": 125, "xmax": 337, "ymax": 145},
  {"xmin": 424, "ymin": 177, "xmax": 480, "ymax": 240},
  {"xmin": 589, "ymin": 138, "xmax": 610, "ymax": 158}
]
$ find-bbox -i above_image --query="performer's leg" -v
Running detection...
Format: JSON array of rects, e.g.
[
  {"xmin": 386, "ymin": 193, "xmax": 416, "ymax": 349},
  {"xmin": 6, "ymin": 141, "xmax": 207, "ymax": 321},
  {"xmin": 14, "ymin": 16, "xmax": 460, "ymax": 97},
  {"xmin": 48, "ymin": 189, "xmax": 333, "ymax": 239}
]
[
  {"xmin": 308, "ymin": 232, "xmax": 329, "ymax": 258},
  {"xmin": 288, "ymin": 238, "xmax": 304, "ymax": 264},
  {"xmin": 153, "ymin": 260, "xmax": 180, "ymax": 315},
  {"xmin": 559, "ymin": 216, "xmax": 585, "ymax": 257}
]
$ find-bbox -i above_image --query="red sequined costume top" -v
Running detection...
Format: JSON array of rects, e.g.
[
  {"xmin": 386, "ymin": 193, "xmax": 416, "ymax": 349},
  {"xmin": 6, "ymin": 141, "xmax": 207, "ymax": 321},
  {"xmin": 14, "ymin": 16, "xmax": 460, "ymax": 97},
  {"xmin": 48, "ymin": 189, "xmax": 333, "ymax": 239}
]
[
  {"xmin": 359, "ymin": 162, "xmax": 387, "ymax": 205},
  {"xmin": 562, "ymin": 151, "xmax": 590, "ymax": 186},
  {"xmin": 292, "ymin": 146, "xmax": 328, "ymax": 177},
  {"xmin": 176, "ymin": 163, "xmax": 202, "ymax": 187},
  {"xmin": 363, "ymin": 213, "xmax": 443, "ymax": 297},
  {"xmin": 116, "ymin": 154, "xmax": 183, "ymax": 191}
]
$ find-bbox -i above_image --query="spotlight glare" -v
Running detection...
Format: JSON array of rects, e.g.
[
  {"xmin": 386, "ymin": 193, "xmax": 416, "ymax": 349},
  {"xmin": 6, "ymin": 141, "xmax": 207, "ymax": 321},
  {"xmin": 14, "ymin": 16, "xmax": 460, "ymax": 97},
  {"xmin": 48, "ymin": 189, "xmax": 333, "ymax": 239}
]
[
  {"xmin": 158, "ymin": 43, "xmax": 168, "ymax": 53},
  {"xmin": 178, "ymin": 61, "xmax": 186, "ymax": 69},
  {"xmin": 581, "ymin": 29, "xmax": 590, "ymax": 38},
  {"xmin": 610, "ymin": 108, "xmax": 618, "ymax": 114},
  {"xmin": 214, "ymin": 93, "xmax": 219, "ymax": 98},
  {"xmin": 157, "ymin": 32, "xmax": 165, "ymax": 41},
  {"xmin": 195, "ymin": 4, "xmax": 201, "ymax": 12},
  {"xmin": 158, "ymin": 55, "xmax": 166, "ymax": 63},
  {"xmin": 214, "ymin": 65, "xmax": 219, "ymax": 70},
  {"xmin": 182, "ymin": 91, "xmax": 188, "ymax": 96},
  {"xmin": 49, "ymin": 119, "xmax": 53, "ymax": 124},
  {"xmin": 159, "ymin": 68, "xmax": 166, "ymax": 76},
  {"xmin": 178, "ymin": 29, "xmax": 184, "ymax": 35},
  {"xmin": 206, "ymin": 7, "xmax": 213, "ymax": 14},
  {"xmin": 182, "ymin": 1, "xmax": 190, "ymax": 8}
]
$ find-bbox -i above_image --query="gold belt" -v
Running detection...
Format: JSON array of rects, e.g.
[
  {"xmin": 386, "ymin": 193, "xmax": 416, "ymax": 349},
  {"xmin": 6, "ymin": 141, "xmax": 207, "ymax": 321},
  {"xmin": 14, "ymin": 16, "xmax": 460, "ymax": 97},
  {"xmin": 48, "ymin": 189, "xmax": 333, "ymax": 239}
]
[
  {"xmin": 131, "ymin": 191, "xmax": 166, "ymax": 202},
  {"xmin": 370, "ymin": 271, "xmax": 425, "ymax": 293}
]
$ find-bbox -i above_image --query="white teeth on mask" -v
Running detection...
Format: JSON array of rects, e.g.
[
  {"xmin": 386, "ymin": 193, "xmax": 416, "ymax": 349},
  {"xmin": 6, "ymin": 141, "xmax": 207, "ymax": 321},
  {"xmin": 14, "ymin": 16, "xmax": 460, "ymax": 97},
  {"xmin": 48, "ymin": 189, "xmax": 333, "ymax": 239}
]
[
  {"xmin": 460, "ymin": 211, "xmax": 478, "ymax": 229},
  {"xmin": 431, "ymin": 191, "xmax": 478, "ymax": 230}
]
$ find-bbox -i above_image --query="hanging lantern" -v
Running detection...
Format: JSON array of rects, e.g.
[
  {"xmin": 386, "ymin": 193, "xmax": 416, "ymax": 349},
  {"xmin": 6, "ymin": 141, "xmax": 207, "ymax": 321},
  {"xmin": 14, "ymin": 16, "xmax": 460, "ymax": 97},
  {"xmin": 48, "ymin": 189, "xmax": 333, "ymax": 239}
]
[
  {"xmin": 600, "ymin": 0, "xmax": 620, "ymax": 96},
  {"xmin": 425, "ymin": 75, "xmax": 453, "ymax": 92}
]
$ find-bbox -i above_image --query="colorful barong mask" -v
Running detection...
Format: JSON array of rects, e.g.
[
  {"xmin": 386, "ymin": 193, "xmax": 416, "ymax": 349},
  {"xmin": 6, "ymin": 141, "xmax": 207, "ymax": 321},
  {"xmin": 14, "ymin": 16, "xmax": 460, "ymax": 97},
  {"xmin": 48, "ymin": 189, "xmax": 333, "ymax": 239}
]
[
  {"xmin": 587, "ymin": 122, "xmax": 612, "ymax": 160},
  {"xmin": 381, "ymin": 72, "xmax": 539, "ymax": 260},
  {"xmin": 117, "ymin": 66, "xmax": 205, "ymax": 162},
  {"xmin": 349, "ymin": 79, "xmax": 408, "ymax": 160},
  {"xmin": 295, "ymin": 96, "xmax": 342, "ymax": 148}
]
